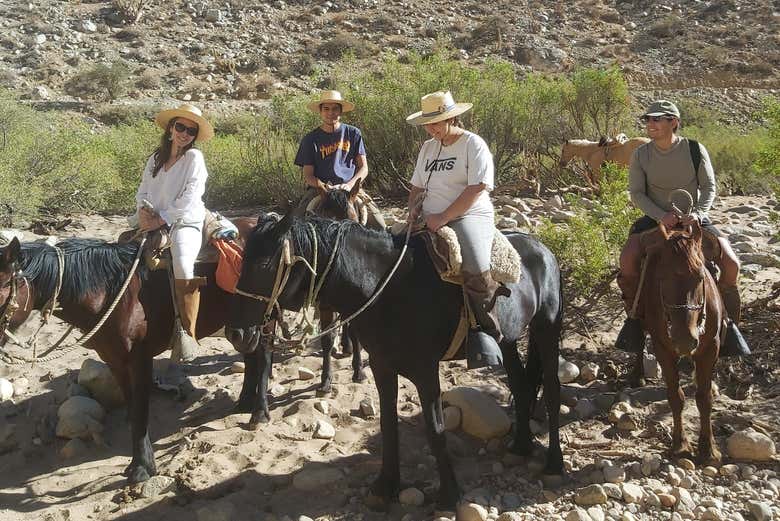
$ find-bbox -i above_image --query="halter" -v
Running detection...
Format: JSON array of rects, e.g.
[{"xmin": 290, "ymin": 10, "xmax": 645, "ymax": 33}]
[{"xmin": 660, "ymin": 266, "xmax": 708, "ymax": 336}]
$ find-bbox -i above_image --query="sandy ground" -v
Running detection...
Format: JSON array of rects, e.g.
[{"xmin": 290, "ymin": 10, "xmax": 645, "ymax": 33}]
[{"xmin": 0, "ymin": 195, "xmax": 778, "ymax": 521}]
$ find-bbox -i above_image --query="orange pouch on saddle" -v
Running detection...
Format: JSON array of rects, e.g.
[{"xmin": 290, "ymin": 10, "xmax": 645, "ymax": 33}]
[{"xmin": 213, "ymin": 239, "xmax": 243, "ymax": 294}]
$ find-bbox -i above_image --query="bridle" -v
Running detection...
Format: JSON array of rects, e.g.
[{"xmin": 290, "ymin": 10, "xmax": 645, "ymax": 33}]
[
  {"xmin": 234, "ymin": 218, "xmax": 413, "ymax": 349},
  {"xmin": 660, "ymin": 266, "xmax": 708, "ymax": 337},
  {"xmin": 0, "ymin": 267, "xmax": 28, "ymax": 336}
]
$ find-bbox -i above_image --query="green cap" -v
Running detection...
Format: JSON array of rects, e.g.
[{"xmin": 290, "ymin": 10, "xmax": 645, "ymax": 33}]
[{"xmin": 644, "ymin": 99, "xmax": 680, "ymax": 118}]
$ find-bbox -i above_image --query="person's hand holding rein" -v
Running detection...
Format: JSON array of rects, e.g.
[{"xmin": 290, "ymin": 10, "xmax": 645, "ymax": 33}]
[{"xmin": 138, "ymin": 206, "xmax": 164, "ymax": 232}]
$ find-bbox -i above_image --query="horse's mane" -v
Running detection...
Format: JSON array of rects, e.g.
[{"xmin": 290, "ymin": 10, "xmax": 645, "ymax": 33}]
[
  {"xmin": 19, "ymin": 238, "xmax": 141, "ymax": 308},
  {"xmin": 318, "ymin": 189, "xmax": 350, "ymax": 215},
  {"xmin": 668, "ymin": 234, "xmax": 704, "ymax": 272}
]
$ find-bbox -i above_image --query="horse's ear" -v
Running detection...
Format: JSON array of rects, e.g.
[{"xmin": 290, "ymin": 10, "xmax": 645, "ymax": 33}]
[
  {"xmin": 273, "ymin": 199, "xmax": 307, "ymax": 239},
  {"xmin": 2, "ymin": 237, "xmax": 21, "ymax": 265},
  {"xmin": 349, "ymin": 178, "xmax": 362, "ymax": 202}
]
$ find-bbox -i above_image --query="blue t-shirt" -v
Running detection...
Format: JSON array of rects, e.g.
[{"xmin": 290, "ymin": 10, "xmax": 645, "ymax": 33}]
[{"xmin": 294, "ymin": 124, "xmax": 366, "ymax": 184}]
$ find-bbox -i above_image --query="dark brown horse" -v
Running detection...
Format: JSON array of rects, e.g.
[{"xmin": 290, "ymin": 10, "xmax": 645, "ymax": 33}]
[
  {"xmin": 638, "ymin": 221, "xmax": 723, "ymax": 464},
  {"xmin": 0, "ymin": 218, "xmax": 256, "ymax": 484}
]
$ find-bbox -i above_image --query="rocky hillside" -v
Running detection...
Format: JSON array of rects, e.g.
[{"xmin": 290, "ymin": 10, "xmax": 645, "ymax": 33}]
[{"xmin": 0, "ymin": 0, "xmax": 778, "ymax": 120}]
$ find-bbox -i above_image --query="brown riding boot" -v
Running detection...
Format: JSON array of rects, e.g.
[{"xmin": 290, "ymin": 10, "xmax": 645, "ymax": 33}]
[
  {"xmin": 616, "ymin": 272, "xmax": 644, "ymax": 353},
  {"xmin": 171, "ymin": 278, "xmax": 204, "ymax": 362},
  {"xmin": 462, "ymin": 271, "xmax": 509, "ymax": 368},
  {"xmin": 718, "ymin": 283, "xmax": 750, "ymax": 357}
]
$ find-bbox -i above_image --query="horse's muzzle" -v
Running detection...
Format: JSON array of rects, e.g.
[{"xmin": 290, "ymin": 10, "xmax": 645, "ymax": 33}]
[{"xmin": 225, "ymin": 325, "xmax": 261, "ymax": 354}]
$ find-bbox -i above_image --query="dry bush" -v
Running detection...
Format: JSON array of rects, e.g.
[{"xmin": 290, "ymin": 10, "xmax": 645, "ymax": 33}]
[
  {"xmin": 371, "ymin": 13, "xmax": 398, "ymax": 33},
  {"xmin": 65, "ymin": 61, "xmax": 132, "ymax": 100},
  {"xmin": 385, "ymin": 35, "xmax": 410, "ymax": 48},
  {"xmin": 315, "ymin": 32, "xmax": 378, "ymax": 59},
  {"xmin": 136, "ymin": 69, "xmax": 161, "ymax": 89},
  {"xmin": 647, "ymin": 15, "xmax": 684, "ymax": 38},
  {"xmin": 254, "ymin": 73, "xmax": 276, "ymax": 98},
  {"xmin": 463, "ymin": 15, "xmax": 511, "ymax": 50},
  {"xmin": 113, "ymin": 0, "xmax": 150, "ymax": 23}
]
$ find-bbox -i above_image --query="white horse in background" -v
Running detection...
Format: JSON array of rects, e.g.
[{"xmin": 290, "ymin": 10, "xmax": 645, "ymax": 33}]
[{"xmin": 560, "ymin": 134, "xmax": 650, "ymax": 186}]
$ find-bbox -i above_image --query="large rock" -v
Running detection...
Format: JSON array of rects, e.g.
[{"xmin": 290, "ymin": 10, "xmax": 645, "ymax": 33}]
[
  {"xmin": 575, "ymin": 484, "xmax": 608, "ymax": 506},
  {"xmin": 457, "ymin": 502, "xmax": 488, "ymax": 521},
  {"xmin": 621, "ymin": 482, "xmax": 644, "ymax": 503},
  {"xmin": 78, "ymin": 359, "xmax": 124, "ymax": 409},
  {"xmin": 56, "ymin": 396, "xmax": 105, "ymax": 440},
  {"xmin": 292, "ymin": 467, "xmax": 344, "ymax": 491},
  {"xmin": 398, "ymin": 487, "xmax": 425, "ymax": 506},
  {"xmin": 558, "ymin": 359, "xmax": 580, "ymax": 384},
  {"xmin": 726, "ymin": 429, "xmax": 776, "ymax": 461},
  {"xmin": 746, "ymin": 501, "xmax": 773, "ymax": 521},
  {"xmin": 0, "ymin": 378, "xmax": 13, "ymax": 401},
  {"xmin": 441, "ymin": 387, "xmax": 510, "ymax": 440},
  {"xmin": 140, "ymin": 475, "xmax": 176, "ymax": 498},
  {"xmin": 312, "ymin": 419, "xmax": 335, "ymax": 440},
  {"xmin": 740, "ymin": 253, "xmax": 780, "ymax": 268}
]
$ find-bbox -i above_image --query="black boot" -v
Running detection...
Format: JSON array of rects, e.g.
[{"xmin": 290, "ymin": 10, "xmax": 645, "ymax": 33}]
[
  {"xmin": 719, "ymin": 284, "xmax": 750, "ymax": 357},
  {"xmin": 463, "ymin": 271, "xmax": 507, "ymax": 369},
  {"xmin": 616, "ymin": 317, "xmax": 646, "ymax": 353}
]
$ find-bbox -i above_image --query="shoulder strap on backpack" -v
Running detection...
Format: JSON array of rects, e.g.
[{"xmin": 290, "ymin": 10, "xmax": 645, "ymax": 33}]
[{"xmin": 688, "ymin": 139, "xmax": 701, "ymax": 176}]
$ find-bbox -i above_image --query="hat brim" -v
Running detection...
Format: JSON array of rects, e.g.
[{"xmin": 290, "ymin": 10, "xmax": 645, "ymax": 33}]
[
  {"xmin": 307, "ymin": 99, "xmax": 355, "ymax": 114},
  {"xmin": 156, "ymin": 109, "xmax": 215, "ymax": 142},
  {"xmin": 644, "ymin": 111, "xmax": 678, "ymax": 117},
  {"xmin": 406, "ymin": 103, "xmax": 473, "ymax": 126}
]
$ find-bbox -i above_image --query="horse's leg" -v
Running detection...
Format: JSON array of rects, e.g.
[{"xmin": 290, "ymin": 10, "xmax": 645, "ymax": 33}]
[
  {"xmin": 319, "ymin": 307, "xmax": 335, "ymax": 394},
  {"xmin": 340, "ymin": 323, "xmax": 353, "ymax": 355},
  {"xmin": 125, "ymin": 344, "xmax": 156, "ymax": 483},
  {"xmin": 693, "ymin": 341, "xmax": 721, "ymax": 465},
  {"xmin": 234, "ymin": 350, "xmax": 259, "ymax": 414},
  {"xmin": 629, "ymin": 345, "xmax": 646, "ymax": 388},
  {"xmin": 537, "ymin": 324, "xmax": 564, "ymax": 476},
  {"xmin": 365, "ymin": 361, "xmax": 400, "ymax": 509},
  {"xmin": 656, "ymin": 344, "xmax": 691, "ymax": 457},
  {"xmin": 248, "ymin": 344, "xmax": 273, "ymax": 429},
  {"xmin": 504, "ymin": 340, "xmax": 534, "ymax": 456},
  {"xmin": 349, "ymin": 325, "xmax": 366, "ymax": 383},
  {"xmin": 414, "ymin": 367, "xmax": 460, "ymax": 509}
]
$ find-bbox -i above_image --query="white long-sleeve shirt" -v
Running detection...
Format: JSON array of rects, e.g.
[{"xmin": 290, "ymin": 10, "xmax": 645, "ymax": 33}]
[{"xmin": 135, "ymin": 148, "xmax": 208, "ymax": 226}]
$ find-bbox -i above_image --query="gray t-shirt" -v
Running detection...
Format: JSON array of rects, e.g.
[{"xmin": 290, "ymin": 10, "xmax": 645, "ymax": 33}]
[{"xmin": 628, "ymin": 137, "xmax": 716, "ymax": 221}]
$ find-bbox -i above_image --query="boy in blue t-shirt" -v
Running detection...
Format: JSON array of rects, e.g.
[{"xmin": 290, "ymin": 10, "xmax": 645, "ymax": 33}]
[{"xmin": 294, "ymin": 90, "xmax": 385, "ymax": 228}]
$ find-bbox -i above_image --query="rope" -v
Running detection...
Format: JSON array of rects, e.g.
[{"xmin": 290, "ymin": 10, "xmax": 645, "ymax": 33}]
[{"xmin": 0, "ymin": 235, "xmax": 147, "ymax": 365}]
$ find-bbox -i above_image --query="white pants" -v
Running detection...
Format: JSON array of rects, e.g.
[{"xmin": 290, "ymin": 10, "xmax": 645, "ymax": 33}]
[
  {"xmin": 447, "ymin": 214, "xmax": 495, "ymax": 274},
  {"xmin": 171, "ymin": 223, "xmax": 202, "ymax": 279}
]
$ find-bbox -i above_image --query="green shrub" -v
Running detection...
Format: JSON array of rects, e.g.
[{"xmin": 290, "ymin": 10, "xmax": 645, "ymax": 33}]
[
  {"xmin": 755, "ymin": 96, "xmax": 780, "ymax": 197},
  {"xmin": 66, "ymin": 60, "xmax": 132, "ymax": 101}
]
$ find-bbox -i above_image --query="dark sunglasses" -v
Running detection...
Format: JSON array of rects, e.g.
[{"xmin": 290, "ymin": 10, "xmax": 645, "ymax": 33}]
[
  {"xmin": 173, "ymin": 121, "xmax": 198, "ymax": 137},
  {"xmin": 641, "ymin": 115, "xmax": 676, "ymax": 123}
]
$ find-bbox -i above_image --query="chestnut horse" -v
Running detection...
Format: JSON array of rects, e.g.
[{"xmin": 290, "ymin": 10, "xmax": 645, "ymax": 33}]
[
  {"xmin": 0, "ymin": 218, "xmax": 256, "ymax": 484},
  {"xmin": 638, "ymin": 221, "xmax": 723, "ymax": 464},
  {"xmin": 559, "ymin": 136, "xmax": 650, "ymax": 186}
]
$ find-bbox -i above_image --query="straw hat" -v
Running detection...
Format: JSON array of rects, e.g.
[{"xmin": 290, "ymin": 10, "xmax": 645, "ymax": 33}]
[
  {"xmin": 155, "ymin": 103, "xmax": 215, "ymax": 142},
  {"xmin": 406, "ymin": 91, "xmax": 472, "ymax": 126},
  {"xmin": 306, "ymin": 90, "xmax": 355, "ymax": 113}
]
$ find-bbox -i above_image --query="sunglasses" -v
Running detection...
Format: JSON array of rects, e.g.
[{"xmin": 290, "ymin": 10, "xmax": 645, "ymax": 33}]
[
  {"xmin": 641, "ymin": 115, "xmax": 676, "ymax": 123},
  {"xmin": 173, "ymin": 121, "xmax": 198, "ymax": 137}
]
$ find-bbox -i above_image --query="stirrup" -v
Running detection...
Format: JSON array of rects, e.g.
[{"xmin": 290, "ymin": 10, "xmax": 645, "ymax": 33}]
[
  {"xmin": 466, "ymin": 330, "xmax": 503, "ymax": 369},
  {"xmin": 170, "ymin": 323, "xmax": 199, "ymax": 363},
  {"xmin": 720, "ymin": 320, "xmax": 750, "ymax": 357},
  {"xmin": 616, "ymin": 317, "xmax": 645, "ymax": 353}
]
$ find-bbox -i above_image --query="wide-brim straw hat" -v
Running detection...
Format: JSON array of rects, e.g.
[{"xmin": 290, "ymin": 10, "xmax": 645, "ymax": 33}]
[
  {"xmin": 406, "ymin": 90, "xmax": 472, "ymax": 125},
  {"xmin": 155, "ymin": 103, "xmax": 215, "ymax": 142},
  {"xmin": 306, "ymin": 90, "xmax": 355, "ymax": 113}
]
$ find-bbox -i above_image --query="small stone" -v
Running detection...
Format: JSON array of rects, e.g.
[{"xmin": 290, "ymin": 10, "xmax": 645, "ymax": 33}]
[
  {"xmin": 677, "ymin": 458, "xmax": 695, "ymax": 471},
  {"xmin": 314, "ymin": 400, "xmax": 330, "ymax": 415},
  {"xmin": 292, "ymin": 467, "xmax": 344, "ymax": 491},
  {"xmin": 672, "ymin": 487, "xmax": 695, "ymax": 509},
  {"xmin": 587, "ymin": 506, "xmax": 605, "ymax": 521},
  {"xmin": 720, "ymin": 464, "xmax": 740, "ymax": 476},
  {"xmin": 34, "ymin": 34, "xmax": 46, "ymax": 45},
  {"xmin": 0, "ymin": 379, "xmax": 13, "ymax": 401},
  {"xmin": 575, "ymin": 484, "xmax": 608, "ymax": 506},
  {"xmin": 497, "ymin": 513, "xmax": 524, "ymax": 521},
  {"xmin": 617, "ymin": 413, "xmax": 640, "ymax": 432},
  {"xmin": 658, "ymin": 493, "xmax": 676, "ymax": 507},
  {"xmin": 298, "ymin": 367, "xmax": 316, "ymax": 380},
  {"xmin": 229, "ymin": 361, "xmax": 245, "ymax": 373},
  {"xmin": 746, "ymin": 500, "xmax": 773, "ymax": 521},
  {"xmin": 727, "ymin": 429, "xmax": 776, "ymax": 461},
  {"xmin": 566, "ymin": 508, "xmax": 593, "ymax": 521},
  {"xmin": 457, "ymin": 502, "xmax": 488, "ymax": 521},
  {"xmin": 621, "ymin": 513, "xmax": 636, "ymax": 521},
  {"xmin": 580, "ymin": 362, "xmax": 599, "ymax": 382},
  {"xmin": 399, "ymin": 487, "xmax": 425, "ymax": 506},
  {"xmin": 621, "ymin": 483, "xmax": 644, "ymax": 504},
  {"xmin": 60, "ymin": 438, "xmax": 87, "ymax": 459},
  {"xmin": 140, "ymin": 475, "xmax": 176, "ymax": 498},
  {"xmin": 641, "ymin": 453, "xmax": 662, "ymax": 475},
  {"xmin": 558, "ymin": 360, "xmax": 580, "ymax": 384},
  {"xmin": 78, "ymin": 358, "xmax": 124, "ymax": 409},
  {"xmin": 700, "ymin": 507, "xmax": 723, "ymax": 521},
  {"xmin": 702, "ymin": 466, "xmax": 718, "ymax": 477},
  {"xmin": 359, "ymin": 397, "xmax": 377, "ymax": 418},
  {"xmin": 643, "ymin": 353, "xmax": 661, "ymax": 379},
  {"xmin": 609, "ymin": 402, "xmax": 633, "ymax": 423},
  {"xmin": 442, "ymin": 387, "xmax": 510, "ymax": 440},
  {"xmin": 313, "ymin": 419, "xmax": 335, "ymax": 439},
  {"xmin": 81, "ymin": 20, "xmax": 97, "ymax": 33},
  {"xmin": 603, "ymin": 483, "xmax": 622, "ymax": 499},
  {"xmin": 269, "ymin": 383, "xmax": 286, "ymax": 397},
  {"xmin": 603, "ymin": 465, "xmax": 626, "ymax": 483},
  {"xmin": 30, "ymin": 85, "xmax": 50, "ymax": 100}
]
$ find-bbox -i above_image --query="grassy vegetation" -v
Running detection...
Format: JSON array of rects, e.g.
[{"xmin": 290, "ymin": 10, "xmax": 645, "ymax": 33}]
[{"xmin": 0, "ymin": 53, "xmax": 775, "ymax": 299}]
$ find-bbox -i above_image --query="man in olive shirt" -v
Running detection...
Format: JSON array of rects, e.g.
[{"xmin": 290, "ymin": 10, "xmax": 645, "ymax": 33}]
[{"xmin": 616, "ymin": 100, "xmax": 747, "ymax": 356}]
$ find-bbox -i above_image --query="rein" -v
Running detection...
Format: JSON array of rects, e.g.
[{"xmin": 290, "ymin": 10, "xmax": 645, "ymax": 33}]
[
  {"xmin": 235, "ymin": 220, "xmax": 413, "ymax": 349},
  {"xmin": 0, "ymin": 236, "xmax": 147, "ymax": 365}
]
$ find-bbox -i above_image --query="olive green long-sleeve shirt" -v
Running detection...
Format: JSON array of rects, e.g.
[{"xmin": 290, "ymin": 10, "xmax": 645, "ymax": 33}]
[{"xmin": 628, "ymin": 137, "xmax": 716, "ymax": 221}]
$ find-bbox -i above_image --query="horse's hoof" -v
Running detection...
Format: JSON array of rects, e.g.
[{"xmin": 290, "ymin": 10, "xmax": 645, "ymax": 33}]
[
  {"xmin": 248, "ymin": 411, "xmax": 270, "ymax": 429},
  {"xmin": 233, "ymin": 399, "xmax": 254, "ymax": 414},
  {"xmin": 697, "ymin": 449, "xmax": 722, "ymax": 467},
  {"xmin": 352, "ymin": 370, "xmax": 367, "ymax": 383},
  {"xmin": 672, "ymin": 444, "xmax": 693, "ymax": 460},
  {"xmin": 317, "ymin": 382, "xmax": 332, "ymax": 395},
  {"xmin": 541, "ymin": 471, "xmax": 566, "ymax": 489},
  {"xmin": 127, "ymin": 465, "xmax": 152, "ymax": 484}
]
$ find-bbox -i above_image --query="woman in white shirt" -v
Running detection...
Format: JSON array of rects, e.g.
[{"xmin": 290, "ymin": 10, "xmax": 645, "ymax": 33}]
[
  {"xmin": 406, "ymin": 91, "xmax": 504, "ymax": 368},
  {"xmin": 135, "ymin": 103, "xmax": 214, "ymax": 361}
]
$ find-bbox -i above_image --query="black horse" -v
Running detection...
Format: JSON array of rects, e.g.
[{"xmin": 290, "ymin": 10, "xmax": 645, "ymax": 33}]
[{"xmin": 225, "ymin": 210, "xmax": 564, "ymax": 509}]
